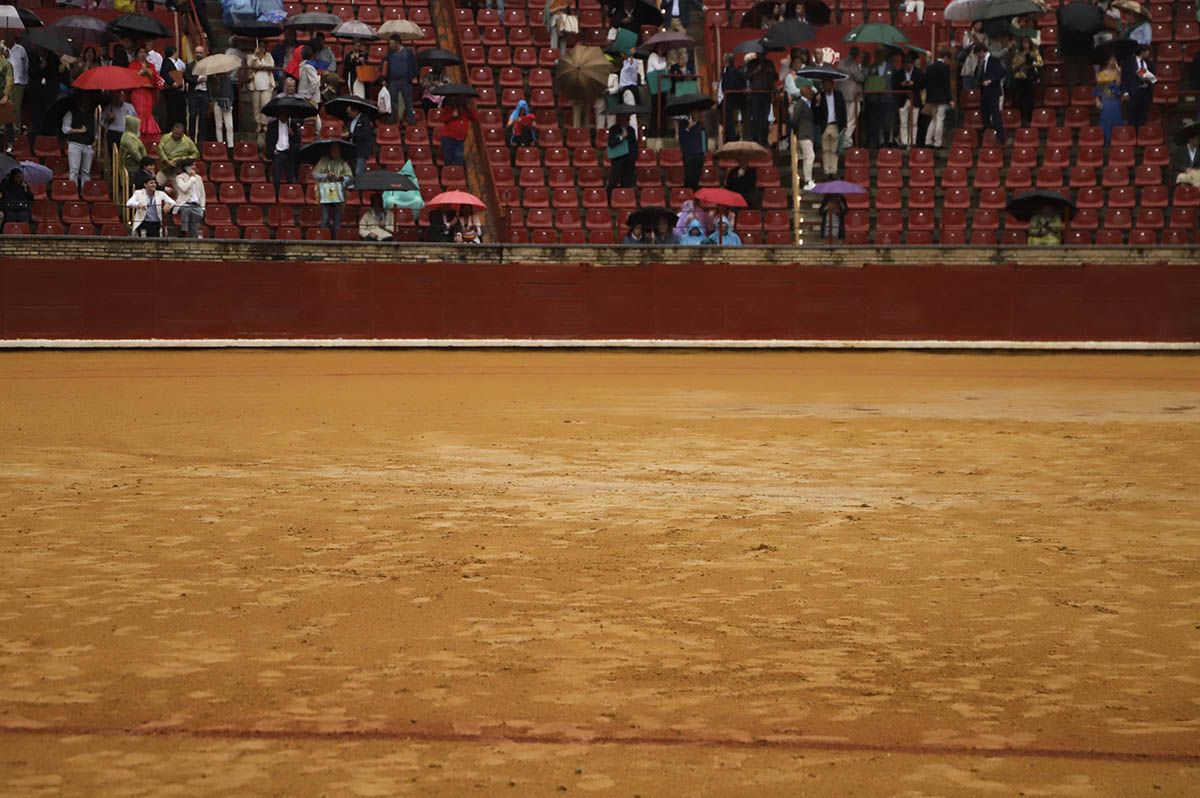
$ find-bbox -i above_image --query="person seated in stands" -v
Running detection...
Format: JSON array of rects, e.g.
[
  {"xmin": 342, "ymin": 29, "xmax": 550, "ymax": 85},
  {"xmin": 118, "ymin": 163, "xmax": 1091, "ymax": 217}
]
[
  {"xmin": 622, "ymin": 220, "xmax": 647, "ymax": 244},
  {"xmin": 0, "ymin": 167, "xmax": 33, "ymax": 232},
  {"xmin": 427, "ymin": 208, "xmax": 462, "ymax": 242},
  {"xmin": 345, "ymin": 103, "xmax": 374, "ymax": 178},
  {"xmin": 679, "ymin": 218, "xmax": 707, "ymax": 245},
  {"xmin": 129, "ymin": 156, "xmax": 157, "ymax": 198},
  {"xmin": 173, "ymin": 160, "xmax": 205, "ymax": 238},
  {"xmin": 420, "ymin": 66, "xmax": 451, "ymax": 110},
  {"xmin": 507, "ymin": 99, "xmax": 537, "ymax": 147},
  {"xmin": 1027, "ymin": 205, "xmax": 1063, "ymax": 246},
  {"xmin": 674, "ymin": 200, "xmax": 709, "ymax": 239},
  {"xmin": 460, "ymin": 209, "xmax": 484, "ymax": 243},
  {"xmin": 724, "ymin": 162, "xmax": 760, "ymax": 209},
  {"xmin": 359, "ymin": 194, "xmax": 395, "ymax": 241},
  {"xmin": 652, "ymin": 216, "xmax": 678, "ymax": 244},
  {"xmin": 705, "ymin": 215, "xmax": 741, "ymax": 246},
  {"xmin": 126, "ymin": 176, "xmax": 175, "ymax": 238},
  {"xmin": 1174, "ymin": 128, "xmax": 1200, "ymax": 187},
  {"xmin": 819, "ymin": 194, "xmax": 847, "ymax": 241},
  {"xmin": 156, "ymin": 122, "xmax": 199, "ymax": 188}
]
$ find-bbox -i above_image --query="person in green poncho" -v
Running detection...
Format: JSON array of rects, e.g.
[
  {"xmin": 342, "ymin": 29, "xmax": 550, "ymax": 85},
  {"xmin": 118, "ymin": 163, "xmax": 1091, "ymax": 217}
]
[{"xmin": 120, "ymin": 116, "xmax": 148, "ymax": 185}]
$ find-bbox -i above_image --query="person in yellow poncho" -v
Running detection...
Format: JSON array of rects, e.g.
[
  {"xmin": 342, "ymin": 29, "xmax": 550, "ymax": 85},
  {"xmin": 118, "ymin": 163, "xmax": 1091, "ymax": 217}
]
[
  {"xmin": 1027, "ymin": 205, "xmax": 1063, "ymax": 246},
  {"xmin": 313, "ymin": 143, "xmax": 353, "ymax": 239}
]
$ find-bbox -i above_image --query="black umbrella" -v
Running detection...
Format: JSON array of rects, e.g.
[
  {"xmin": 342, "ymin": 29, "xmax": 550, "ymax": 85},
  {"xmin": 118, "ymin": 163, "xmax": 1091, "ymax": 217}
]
[
  {"xmin": 1091, "ymin": 36, "xmax": 1143, "ymax": 65},
  {"xmin": 350, "ymin": 170, "xmax": 418, "ymax": 192},
  {"xmin": 628, "ymin": 206, "xmax": 679, "ymax": 229},
  {"xmin": 261, "ymin": 95, "xmax": 320, "ymax": 119},
  {"xmin": 796, "ymin": 66, "xmax": 849, "ymax": 82},
  {"xmin": 608, "ymin": 0, "xmax": 663, "ymax": 27},
  {"xmin": 227, "ymin": 20, "xmax": 284, "ymax": 39},
  {"xmin": 325, "ymin": 95, "xmax": 381, "ymax": 120},
  {"xmin": 108, "ymin": 14, "xmax": 170, "ymax": 39},
  {"xmin": 761, "ymin": 18, "xmax": 816, "ymax": 49},
  {"xmin": 1174, "ymin": 122, "xmax": 1200, "ymax": 145},
  {"xmin": 17, "ymin": 7, "xmax": 44, "ymax": 28},
  {"xmin": 802, "ymin": 0, "xmax": 832, "ymax": 25},
  {"xmin": 607, "ymin": 102, "xmax": 649, "ymax": 116},
  {"xmin": 25, "ymin": 29, "xmax": 78, "ymax": 57},
  {"xmin": 300, "ymin": 138, "xmax": 358, "ymax": 165},
  {"xmin": 0, "ymin": 153, "xmax": 17, "ymax": 177},
  {"xmin": 665, "ymin": 93, "xmax": 715, "ymax": 115},
  {"xmin": 1007, "ymin": 190, "xmax": 1076, "ymax": 221},
  {"xmin": 284, "ymin": 12, "xmax": 341, "ymax": 31},
  {"xmin": 1057, "ymin": 1, "xmax": 1104, "ymax": 36},
  {"xmin": 732, "ymin": 38, "xmax": 766, "ymax": 54},
  {"xmin": 47, "ymin": 15, "xmax": 111, "ymax": 43},
  {"xmin": 428, "ymin": 82, "xmax": 478, "ymax": 97},
  {"xmin": 418, "ymin": 47, "xmax": 463, "ymax": 67}
]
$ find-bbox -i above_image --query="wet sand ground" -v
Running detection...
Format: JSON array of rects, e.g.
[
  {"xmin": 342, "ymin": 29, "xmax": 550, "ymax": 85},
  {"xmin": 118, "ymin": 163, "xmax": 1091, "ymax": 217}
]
[{"xmin": 0, "ymin": 351, "xmax": 1197, "ymax": 796}]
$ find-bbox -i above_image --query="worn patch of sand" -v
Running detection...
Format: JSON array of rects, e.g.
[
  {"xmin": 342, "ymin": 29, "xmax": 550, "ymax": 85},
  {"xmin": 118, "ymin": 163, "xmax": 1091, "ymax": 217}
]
[{"xmin": 0, "ymin": 352, "xmax": 1197, "ymax": 795}]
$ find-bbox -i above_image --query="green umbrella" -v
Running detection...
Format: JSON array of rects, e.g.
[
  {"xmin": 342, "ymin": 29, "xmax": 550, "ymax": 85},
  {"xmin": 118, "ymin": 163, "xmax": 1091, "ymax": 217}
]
[{"xmin": 842, "ymin": 22, "xmax": 909, "ymax": 46}]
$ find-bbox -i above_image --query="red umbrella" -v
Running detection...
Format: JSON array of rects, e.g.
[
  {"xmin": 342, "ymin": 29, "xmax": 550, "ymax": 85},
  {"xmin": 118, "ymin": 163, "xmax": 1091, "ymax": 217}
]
[
  {"xmin": 73, "ymin": 66, "xmax": 151, "ymax": 91},
  {"xmin": 694, "ymin": 187, "xmax": 748, "ymax": 209},
  {"xmin": 426, "ymin": 190, "xmax": 486, "ymax": 210}
]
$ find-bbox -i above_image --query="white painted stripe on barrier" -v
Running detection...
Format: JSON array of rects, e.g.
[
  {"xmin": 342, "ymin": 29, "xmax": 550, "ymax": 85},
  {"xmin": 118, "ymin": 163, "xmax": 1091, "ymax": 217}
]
[{"xmin": 1, "ymin": 339, "xmax": 1198, "ymax": 351}]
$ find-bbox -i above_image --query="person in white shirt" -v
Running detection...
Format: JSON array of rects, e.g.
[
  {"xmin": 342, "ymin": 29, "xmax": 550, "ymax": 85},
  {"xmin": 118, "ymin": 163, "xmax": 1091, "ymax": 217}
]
[
  {"xmin": 7, "ymin": 41, "xmax": 27, "ymax": 146},
  {"xmin": 126, "ymin": 176, "xmax": 176, "ymax": 237},
  {"xmin": 146, "ymin": 47, "xmax": 164, "ymax": 74},
  {"xmin": 172, "ymin": 160, "xmax": 206, "ymax": 238},
  {"xmin": 358, "ymin": 194, "xmax": 394, "ymax": 241},
  {"xmin": 246, "ymin": 41, "xmax": 275, "ymax": 133}
]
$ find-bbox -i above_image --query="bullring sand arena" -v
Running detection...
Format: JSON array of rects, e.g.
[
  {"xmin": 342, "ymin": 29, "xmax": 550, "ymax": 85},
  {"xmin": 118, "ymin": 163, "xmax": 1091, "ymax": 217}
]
[{"xmin": 1, "ymin": 350, "xmax": 1198, "ymax": 797}]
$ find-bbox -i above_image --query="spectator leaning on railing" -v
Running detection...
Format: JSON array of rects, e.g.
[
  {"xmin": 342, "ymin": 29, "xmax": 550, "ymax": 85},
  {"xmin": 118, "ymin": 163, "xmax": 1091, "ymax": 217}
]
[{"xmin": 126, "ymin": 176, "xmax": 176, "ymax": 238}]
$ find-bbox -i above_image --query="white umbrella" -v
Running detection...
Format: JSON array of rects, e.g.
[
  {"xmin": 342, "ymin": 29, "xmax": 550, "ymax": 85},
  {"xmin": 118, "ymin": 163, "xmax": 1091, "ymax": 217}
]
[
  {"xmin": 0, "ymin": 5, "xmax": 25, "ymax": 31},
  {"xmin": 332, "ymin": 20, "xmax": 378, "ymax": 40},
  {"xmin": 378, "ymin": 19, "xmax": 423, "ymax": 40}
]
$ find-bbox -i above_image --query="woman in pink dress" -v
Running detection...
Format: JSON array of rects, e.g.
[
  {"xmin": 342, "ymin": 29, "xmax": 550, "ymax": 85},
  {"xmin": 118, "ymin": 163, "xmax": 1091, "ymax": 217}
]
[{"xmin": 127, "ymin": 45, "xmax": 164, "ymax": 142}]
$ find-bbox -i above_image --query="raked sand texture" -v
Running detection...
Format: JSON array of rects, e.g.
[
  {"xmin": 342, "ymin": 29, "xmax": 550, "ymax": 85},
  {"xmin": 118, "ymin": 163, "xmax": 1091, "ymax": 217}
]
[{"xmin": 0, "ymin": 351, "xmax": 1197, "ymax": 796}]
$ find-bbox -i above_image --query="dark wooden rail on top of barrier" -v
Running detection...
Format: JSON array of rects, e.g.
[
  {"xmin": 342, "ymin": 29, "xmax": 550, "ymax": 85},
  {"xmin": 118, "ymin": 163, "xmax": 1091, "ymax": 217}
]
[{"xmin": 1, "ymin": 239, "xmax": 1198, "ymax": 344}]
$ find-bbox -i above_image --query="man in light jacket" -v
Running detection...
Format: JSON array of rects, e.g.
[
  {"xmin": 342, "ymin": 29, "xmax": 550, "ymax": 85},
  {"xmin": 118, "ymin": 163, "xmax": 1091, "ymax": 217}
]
[
  {"xmin": 836, "ymin": 47, "xmax": 865, "ymax": 147},
  {"xmin": 172, "ymin": 160, "xmax": 205, "ymax": 238},
  {"xmin": 126, "ymin": 176, "xmax": 175, "ymax": 237}
]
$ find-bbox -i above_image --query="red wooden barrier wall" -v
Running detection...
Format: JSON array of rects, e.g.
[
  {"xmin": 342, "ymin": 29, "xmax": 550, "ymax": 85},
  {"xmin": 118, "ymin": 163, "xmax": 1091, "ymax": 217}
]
[{"xmin": 2, "ymin": 259, "xmax": 1198, "ymax": 342}]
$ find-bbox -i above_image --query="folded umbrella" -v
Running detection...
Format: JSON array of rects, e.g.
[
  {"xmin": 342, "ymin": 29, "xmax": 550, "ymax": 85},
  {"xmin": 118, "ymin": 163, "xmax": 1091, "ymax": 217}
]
[
  {"xmin": 0, "ymin": 5, "xmax": 24, "ymax": 31},
  {"xmin": 191, "ymin": 53, "xmax": 243, "ymax": 77},
  {"xmin": 695, "ymin": 187, "xmax": 748, "ymax": 208},
  {"xmin": 1006, "ymin": 190, "xmax": 1076, "ymax": 221},
  {"xmin": 48, "ymin": 15, "xmax": 111, "ymax": 43},
  {"xmin": 427, "ymin": 190, "xmax": 486, "ymax": 210},
  {"xmin": 261, "ymin": 95, "xmax": 321, "ymax": 119},
  {"xmin": 284, "ymin": 12, "xmax": 341, "ymax": 31},
  {"xmin": 944, "ymin": 0, "xmax": 1047, "ymax": 22},
  {"xmin": 378, "ymin": 19, "xmax": 424, "ymax": 40},
  {"xmin": 428, "ymin": 83, "xmax": 478, "ymax": 97},
  {"xmin": 24, "ymin": 28, "xmax": 78, "ymax": 57},
  {"xmin": 796, "ymin": 66, "xmax": 849, "ymax": 82},
  {"xmin": 716, "ymin": 140, "xmax": 770, "ymax": 162},
  {"xmin": 299, "ymin": 138, "xmax": 358, "ymax": 165},
  {"xmin": 418, "ymin": 47, "xmax": 463, "ymax": 67},
  {"xmin": 325, "ymin": 95, "xmax": 380, "ymax": 120},
  {"xmin": 843, "ymin": 22, "xmax": 909, "ymax": 46},
  {"xmin": 73, "ymin": 65, "xmax": 152, "ymax": 91},
  {"xmin": 351, "ymin": 170, "xmax": 418, "ymax": 192},
  {"xmin": 761, "ymin": 18, "xmax": 816, "ymax": 49},
  {"xmin": 665, "ymin": 93, "xmax": 715, "ymax": 115},
  {"xmin": 628, "ymin": 206, "xmax": 679, "ymax": 230},
  {"xmin": 809, "ymin": 180, "xmax": 867, "ymax": 195},
  {"xmin": 108, "ymin": 14, "xmax": 170, "ymax": 39},
  {"xmin": 332, "ymin": 20, "xmax": 378, "ymax": 41},
  {"xmin": 554, "ymin": 45, "xmax": 611, "ymax": 102}
]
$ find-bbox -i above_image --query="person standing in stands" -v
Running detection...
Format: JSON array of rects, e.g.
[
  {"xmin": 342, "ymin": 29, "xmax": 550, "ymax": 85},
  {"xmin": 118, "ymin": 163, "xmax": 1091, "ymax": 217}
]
[
  {"xmin": 975, "ymin": 42, "xmax": 1005, "ymax": 144},
  {"xmin": 61, "ymin": 96, "xmax": 96, "ymax": 191},
  {"xmin": 0, "ymin": 45, "xmax": 16, "ymax": 155},
  {"xmin": 678, "ymin": 108, "xmax": 705, "ymax": 190},
  {"xmin": 272, "ymin": 29, "xmax": 298, "ymax": 88},
  {"xmin": 313, "ymin": 142, "xmax": 353, "ymax": 238},
  {"xmin": 185, "ymin": 45, "xmax": 209, "ymax": 144},
  {"xmin": 922, "ymin": 48, "xmax": 954, "ymax": 149},
  {"xmin": 607, "ymin": 111, "xmax": 637, "ymax": 195},
  {"xmin": 440, "ymin": 99, "xmax": 476, "ymax": 166},
  {"xmin": 172, "ymin": 159, "xmax": 205, "ymax": 238},
  {"xmin": 814, "ymin": 78, "xmax": 845, "ymax": 177},
  {"xmin": 161, "ymin": 45, "xmax": 187, "ymax": 131},
  {"xmin": 297, "ymin": 47, "xmax": 323, "ymax": 134},
  {"xmin": 345, "ymin": 103, "xmax": 374, "ymax": 178},
  {"xmin": 864, "ymin": 49, "xmax": 895, "ymax": 148},
  {"xmin": 719, "ymin": 53, "xmax": 745, "ymax": 142},
  {"xmin": 1121, "ymin": 43, "xmax": 1154, "ymax": 132},
  {"xmin": 383, "ymin": 35, "xmax": 417, "ymax": 125},
  {"xmin": 119, "ymin": 115, "xmax": 147, "ymax": 181},
  {"xmin": 1095, "ymin": 57, "xmax": 1124, "ymax": 146},
  {"xmin": 246, "ymin": 41, "xmax": 276, "ymax": 136},
  {"xmin": 126, "ymin": 176, "xmax": 175, "ymax": 237},
  {"xmin": 4, "ymin": 40, "xmax": 27, "ymax": 153},
  {"xmin": 836, "ymin": 47, "xmax": 865, "ymax": 147},
  {"xmin": 744, "ymin": 54, "xmax": 775, "ymax": 147},
  {"xmin": 210, "ymin": 67, "xmax": 236, "ymax": 154},
  {"xmin": 891, "ymin": 53, "xmax": 923, "ymax": 148},
  {"xmin": 127, "ymin": 45, "xmax": 163, "ymax": 143},
  {"xmin": 266, "ymin": 110, "xmax": 302, "ymax": 195},
  {"xmin": 1009, "ymin": 36, "xmax": 1042, "ymax": 129},
  {"xmin": 790, "ymin": 84, "xmax": 816, "ymax": 191}
]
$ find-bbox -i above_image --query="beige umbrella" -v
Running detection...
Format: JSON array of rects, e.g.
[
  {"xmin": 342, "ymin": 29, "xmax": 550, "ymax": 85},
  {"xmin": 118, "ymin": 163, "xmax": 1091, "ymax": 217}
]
[
  {"xmin": 716, "ymin": 140, "xmax": 771, "ymax": 163},
  {"xmin": 378, "ymin": 19, "xmax": 424, "ymax": 40},
  {"xmin": 554, "ymin": 45, "xmax": 611, "ymax": 102},
  {"xmin": 0, "ymin": 5, "xmax": 25, "ymax": 31},
  {"xmin": 192, "ymin": 53, "xmax": 243, "ymax": 77},
  {"xmin": 1110, "ymin": 0, "xmax": 1148, "ymax": 19}
]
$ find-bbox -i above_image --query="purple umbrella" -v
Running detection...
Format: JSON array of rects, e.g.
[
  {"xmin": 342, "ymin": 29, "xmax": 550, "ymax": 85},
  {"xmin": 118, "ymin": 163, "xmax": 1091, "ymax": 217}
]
[
  {"xmin": 18, "ymin": 161, "xmax": 54, "ymax": 186},
  {"xmin": 809, "ymin": 180, "xmax": 866, "ymax": 194}
]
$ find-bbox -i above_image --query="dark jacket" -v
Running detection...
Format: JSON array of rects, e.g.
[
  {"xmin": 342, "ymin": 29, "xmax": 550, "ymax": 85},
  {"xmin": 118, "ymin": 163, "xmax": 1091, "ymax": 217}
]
[
  {"xmin": 791, "ymin": 96, "xmax": 816, "ymax": 141},
  {"xmin": 678, "ymin": 118, "xmax": 705, "ymax": 156},
  {"xmin": 607, "ymin": 123, "xmax": 637, "ymax": 162},
  {"xmin": 347, "ymin": 113, "xmax": 375, "ymax": 156},
  {"xmin": 925, "ymin": 60, "xmax": 953, "ymax": 105},
  {"xmin": 890, "ymin": 66, "xmax": 924, "ymax": 106},
  {"xmin": 1174, "ymin": 143, "xmax": 1200, "ymax": 174},
  {"xmin": 265, "ymin": 117, "xmax": 302, "ymax": 156},
  {"xmin": 385, "ymin": 46, "xmax": 417, "ymax": 83},
  {"xmin": 977, "ymin": 53, "xmax": 1006, "ymax": 97},
  {"xmin": 813, "ymin": 90, "xmax": 847, "ymax": 129},
  {"xmin": 1121, "ymin": 54, "xmax": 1154, "ymax": 97}
]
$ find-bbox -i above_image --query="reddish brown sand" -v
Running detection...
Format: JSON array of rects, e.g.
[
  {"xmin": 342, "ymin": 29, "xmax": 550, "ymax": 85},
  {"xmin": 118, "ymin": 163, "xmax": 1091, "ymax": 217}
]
[{"xmin": 1, "ymin": 351, "xmax": 1198, "ymax": 797}]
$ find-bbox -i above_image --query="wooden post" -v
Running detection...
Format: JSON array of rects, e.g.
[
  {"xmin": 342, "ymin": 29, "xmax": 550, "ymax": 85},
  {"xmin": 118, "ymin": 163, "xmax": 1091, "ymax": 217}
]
[{"xmin": 790, "ymin": 130, "xmax": 801, "ymax": 245}]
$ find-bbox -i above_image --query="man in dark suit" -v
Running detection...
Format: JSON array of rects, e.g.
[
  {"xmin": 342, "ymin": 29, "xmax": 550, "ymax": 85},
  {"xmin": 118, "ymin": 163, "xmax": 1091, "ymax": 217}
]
[
  {"xmin": 790, "ymin": 84, "xmax": 816, "ymax": 190},
  {"xmin": 678, "ymin": 109, "xmax": 706, "ymax": 190},
  {"xmin": 890, "ymin": 53, "xmax": 924, "ymax": 147},
  {"xmin": 974, "ymin": 43, "xmax": 1006, "ymax": 144},
  {"xmin": 607, "ymin": 113, "xmax": 638, "ymax": 196},
  {"xmin": 1121, "ymin": 44, "xmax": 1154, "ymax": 131},
  {"xmin": 922, "ymin": 48, "xmax": 954, "ymax": 148},
  {"xmin": 265, "ymin": 113, "xmax": 302, "ymax": 195},
  {"xmin": 814, "ymin": 79, "xmax": 847, "ymax": 176},
  {"xmin": 345, "ymin": 104, "xmax": 374, "ymax": 178}
]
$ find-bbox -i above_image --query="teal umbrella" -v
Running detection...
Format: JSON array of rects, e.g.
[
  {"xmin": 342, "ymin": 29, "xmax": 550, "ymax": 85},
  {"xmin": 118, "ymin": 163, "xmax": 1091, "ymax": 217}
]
[{"xmin": 843, "ymin": 22, "xmax": 909, "ymax": 46}]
